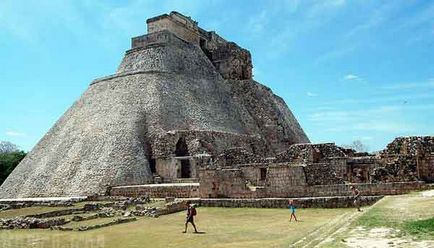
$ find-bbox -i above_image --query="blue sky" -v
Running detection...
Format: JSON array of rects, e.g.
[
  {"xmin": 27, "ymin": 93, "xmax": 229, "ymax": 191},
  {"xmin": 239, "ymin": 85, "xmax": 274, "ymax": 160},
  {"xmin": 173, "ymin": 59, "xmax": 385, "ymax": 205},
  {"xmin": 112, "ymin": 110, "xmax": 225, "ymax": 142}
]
[{"xmin": 0, "ymin": 0, "xmax": 433, "ymax": 152}]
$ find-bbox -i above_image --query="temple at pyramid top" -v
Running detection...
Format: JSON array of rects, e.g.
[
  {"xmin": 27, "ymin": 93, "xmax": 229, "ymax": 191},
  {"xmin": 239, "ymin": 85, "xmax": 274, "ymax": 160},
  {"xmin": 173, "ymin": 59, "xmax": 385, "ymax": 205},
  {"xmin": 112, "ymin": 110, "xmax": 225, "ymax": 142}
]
[{"xmin": 129, "ymin": 11, "xmax": 253, "ymax": 80}]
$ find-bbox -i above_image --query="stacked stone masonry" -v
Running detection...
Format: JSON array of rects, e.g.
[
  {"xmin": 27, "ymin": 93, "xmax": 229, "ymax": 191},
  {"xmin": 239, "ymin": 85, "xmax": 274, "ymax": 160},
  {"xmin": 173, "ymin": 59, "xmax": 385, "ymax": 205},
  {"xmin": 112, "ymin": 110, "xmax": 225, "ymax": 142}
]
[
  {"xmin": 196, "ymin": 196, "xmax": 383, "ymax": 209},
  {"xmin": 0, "ymin": 11, "xmax": 431, "ymax": 200}
]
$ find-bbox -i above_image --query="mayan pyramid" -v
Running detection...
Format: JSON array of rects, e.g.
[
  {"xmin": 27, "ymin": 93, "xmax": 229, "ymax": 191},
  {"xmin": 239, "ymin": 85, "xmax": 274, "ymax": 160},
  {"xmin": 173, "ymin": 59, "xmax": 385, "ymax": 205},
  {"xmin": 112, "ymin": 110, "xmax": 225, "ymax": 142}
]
[{"xmin": 0, "ymin": 12, "xmax": 309, "ymax": 198}]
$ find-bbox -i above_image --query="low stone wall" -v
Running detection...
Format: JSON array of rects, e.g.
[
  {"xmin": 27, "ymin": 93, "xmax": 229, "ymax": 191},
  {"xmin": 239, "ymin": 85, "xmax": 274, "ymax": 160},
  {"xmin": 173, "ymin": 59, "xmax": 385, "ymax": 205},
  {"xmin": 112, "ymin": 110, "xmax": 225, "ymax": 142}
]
[
  {"xmin": 0, "ymin": 197, "xmax": 86, "ymax": 209},
  {"xmin": 110, "ymin": 181, "xmax": 431, "ymax": 199},
  {"xmin": 156, "ymin": 201, "xmax": 187, "ymax": 216},
  {"xmin": 110, "ymin": 183, "xmax": 200, "ymax": 198},
  {"xmin": 26, "ymin": 208, "xmax": 84, "ymax": 218},
  {"xmin": 304, "ymin": 181, "xmax": 431, "ymax": 197},
  {"xmin": 255, "ymin": 181, "xmax": 432, "ymax": 198},
  {"xmin": 195, "ymin": 196, "xmax": 382, "ymax": 209}
]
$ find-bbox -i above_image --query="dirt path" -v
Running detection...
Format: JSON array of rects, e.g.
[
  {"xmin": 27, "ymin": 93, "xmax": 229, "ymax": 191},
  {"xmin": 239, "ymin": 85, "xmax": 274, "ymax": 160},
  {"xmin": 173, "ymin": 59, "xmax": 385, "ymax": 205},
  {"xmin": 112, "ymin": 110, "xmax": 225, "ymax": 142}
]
[
  {"xmin": 313, "ymin": 191, "xmax": 434, "ymax": 248},
  {"xmin": 343, "ymin": 226, "xmax": 434, "ymax": 248}
]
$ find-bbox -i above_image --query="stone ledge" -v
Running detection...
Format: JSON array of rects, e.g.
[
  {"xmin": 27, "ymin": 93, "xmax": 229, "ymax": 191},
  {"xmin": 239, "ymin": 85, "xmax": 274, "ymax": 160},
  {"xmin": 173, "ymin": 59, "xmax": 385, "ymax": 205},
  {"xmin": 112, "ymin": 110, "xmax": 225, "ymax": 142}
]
[
  {"xmin": 111, "ymin": 183, "xmax": 200, "ymax": 198},
  {"xmin": 194, "ymin": 196, "xmax": 383, "ymax": 209}
]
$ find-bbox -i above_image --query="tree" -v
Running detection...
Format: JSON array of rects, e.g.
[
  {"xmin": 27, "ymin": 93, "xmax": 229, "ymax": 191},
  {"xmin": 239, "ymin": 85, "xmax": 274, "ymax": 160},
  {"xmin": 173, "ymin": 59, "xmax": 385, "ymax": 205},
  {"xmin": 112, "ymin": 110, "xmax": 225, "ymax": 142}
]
[
  {"xmin": 343, "ymin": 140, "xmax": 369, "ymax": 152},
  {"xmin": 0, "ymin": 141, "xmax": 26, "ymax": 185},
  {"xmin": 0, "ymin": 141, "xmax": 19, "ymax": 154}
]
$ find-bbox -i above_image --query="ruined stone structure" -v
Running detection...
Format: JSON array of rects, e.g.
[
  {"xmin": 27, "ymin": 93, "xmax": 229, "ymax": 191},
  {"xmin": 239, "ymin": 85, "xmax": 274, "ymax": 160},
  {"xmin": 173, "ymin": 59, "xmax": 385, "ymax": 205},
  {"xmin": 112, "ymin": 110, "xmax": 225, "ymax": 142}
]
[
  {"xmin": 1, "ymin": 12, "xmax": 432, "ymax": 200},
  {"xmin": 0, "ymin": 12, "xmax": 309, "ymax": 198},
  {"xmin": 196, "ymin": 136, "xmax": 434, "ymax": 198}
]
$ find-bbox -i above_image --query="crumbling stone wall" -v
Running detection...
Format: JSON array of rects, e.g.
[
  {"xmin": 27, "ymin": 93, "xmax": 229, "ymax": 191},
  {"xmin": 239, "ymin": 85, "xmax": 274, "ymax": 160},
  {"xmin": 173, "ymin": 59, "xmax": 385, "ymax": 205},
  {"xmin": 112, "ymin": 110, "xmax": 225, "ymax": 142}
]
[
  {"xmin": 213, "ymin": 147, "xmax": 269, "ymax": 167},
  {"xmin": 346, "ymin": 157, "xmax": 377, "ymax": 183},
  {"xmin": 203, "ymin": 42, "xmax": 252, "ymax": 80},
  {"xmin": 418, "ymin": 155, "xmax": 434, "ymax": 182},
  {"xmin": 372, "ymin": 136, "xmax": 434, "ymax": 183},
  {"xmin": 199, "ymin": 168, "xmax": 256, "ymax": 198},
  {"xmin": 228, "ymin": 80, "xmax": 310, "ymax": 154},
  {"xmin": 150, "ymin": 130, "xmax": 268, "ymax": 159},
  {"xmin": 145, "ymin": 11, "xmax": 253, "ymax": 81},
  {"xmin": 276, "ymin": 143, "xmax": 347, "ymax": 163},
  {"xmin": 303, "ymin": 162, "xmax": 345, "ymax": 185},
  {"xmin": 110, "ymin": 183, "xmax": 200, "ymax": 198}
]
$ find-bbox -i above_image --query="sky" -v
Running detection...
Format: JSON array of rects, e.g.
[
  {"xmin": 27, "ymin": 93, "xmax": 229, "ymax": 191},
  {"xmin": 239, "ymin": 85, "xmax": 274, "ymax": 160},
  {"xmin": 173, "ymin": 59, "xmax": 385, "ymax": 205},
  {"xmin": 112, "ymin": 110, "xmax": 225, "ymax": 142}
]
[{"xmin": 0, "ymin": 0, "xmax": 433, "ymax": 152}]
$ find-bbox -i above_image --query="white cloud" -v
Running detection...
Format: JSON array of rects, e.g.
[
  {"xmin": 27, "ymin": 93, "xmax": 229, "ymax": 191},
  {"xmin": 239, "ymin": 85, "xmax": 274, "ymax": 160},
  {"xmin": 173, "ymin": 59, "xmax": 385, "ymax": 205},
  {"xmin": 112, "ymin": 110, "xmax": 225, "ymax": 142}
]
[
  {"xmin": 343, "ymin": 74, "xmax": 361, "ymax": 81},
  {"xmin": 306, "ymin": 92, "xmax": 318, "ymax": 97},
  {"xmin": 5, "ymin": 131, "xmax": 26, "ymax": 137}
]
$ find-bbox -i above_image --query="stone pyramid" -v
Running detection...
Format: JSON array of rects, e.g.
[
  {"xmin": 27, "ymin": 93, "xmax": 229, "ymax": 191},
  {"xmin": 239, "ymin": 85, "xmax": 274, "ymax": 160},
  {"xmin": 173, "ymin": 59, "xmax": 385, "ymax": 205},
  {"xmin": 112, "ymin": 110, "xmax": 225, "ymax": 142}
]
[{"xmin": 0, "ymin": 12, "xmax": 309, "ymax": 198}]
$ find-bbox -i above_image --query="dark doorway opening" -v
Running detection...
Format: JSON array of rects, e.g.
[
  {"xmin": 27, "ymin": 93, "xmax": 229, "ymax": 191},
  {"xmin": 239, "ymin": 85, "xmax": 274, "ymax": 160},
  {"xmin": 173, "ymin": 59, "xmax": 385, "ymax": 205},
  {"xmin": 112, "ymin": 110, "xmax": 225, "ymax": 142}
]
[
  {"xmin": 149, "ymin": 159, "xmax": 156, "ymax": 173},
  {"xmin": 181, "ymin": 160, "xmax": 191, "ymax": 178},
  {"xmin": 200, "ymin": 38, "xmax": 206, "ymax": 49},
  {"xmin": 175, "ymin": 137, "xmax": 189, "ymax": 156},
  {"xmin": 176, "ymin": 137, "xmax": 191, "ymax": 178},
  {"xmin": 260, "ymin": 168, "xmax": 267, "ymax": 181}
]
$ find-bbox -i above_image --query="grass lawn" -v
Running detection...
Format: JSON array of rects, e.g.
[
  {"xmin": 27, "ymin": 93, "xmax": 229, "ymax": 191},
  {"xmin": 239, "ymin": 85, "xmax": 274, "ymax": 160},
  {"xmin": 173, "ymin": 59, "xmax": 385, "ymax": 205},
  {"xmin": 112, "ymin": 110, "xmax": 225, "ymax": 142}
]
[{"xmin": 0, "ymin": 207, "xmax": 351, "ymax": 248}]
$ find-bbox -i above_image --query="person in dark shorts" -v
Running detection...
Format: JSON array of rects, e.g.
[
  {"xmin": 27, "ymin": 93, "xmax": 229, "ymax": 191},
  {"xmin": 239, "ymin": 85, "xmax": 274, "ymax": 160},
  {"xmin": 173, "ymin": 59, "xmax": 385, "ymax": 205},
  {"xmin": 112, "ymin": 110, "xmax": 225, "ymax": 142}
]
[
  {"xmin": 288, "ymin": 199, "xmax": 298, "ymax": 222},
  {"xmin": 350, "ymin": 186, "xmax": 362, "ymax": 212},
  {"xmin": 183, "ymin": 201, "xmax": 198, "ymax": 233}
]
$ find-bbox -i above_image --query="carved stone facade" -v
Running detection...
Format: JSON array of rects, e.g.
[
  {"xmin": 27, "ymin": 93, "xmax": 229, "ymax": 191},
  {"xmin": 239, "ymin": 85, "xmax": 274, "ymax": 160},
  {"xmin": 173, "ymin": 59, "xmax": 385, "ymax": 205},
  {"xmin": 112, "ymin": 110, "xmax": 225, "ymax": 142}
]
[
  {"xmin": 0, "ymin": 12, "xmax": 308, "ymax": 198},
  {"xmin": 196, "ymin": 136, "xmax": 434, "ymax": 198}
]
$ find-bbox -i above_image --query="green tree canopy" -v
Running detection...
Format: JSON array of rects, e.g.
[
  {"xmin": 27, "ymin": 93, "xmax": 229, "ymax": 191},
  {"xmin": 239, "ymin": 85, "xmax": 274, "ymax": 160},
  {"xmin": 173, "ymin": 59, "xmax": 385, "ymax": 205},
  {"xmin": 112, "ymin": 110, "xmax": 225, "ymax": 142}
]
[{"xmin": 0, "ymin": 141, "xmax": 26, "ymax": 185}]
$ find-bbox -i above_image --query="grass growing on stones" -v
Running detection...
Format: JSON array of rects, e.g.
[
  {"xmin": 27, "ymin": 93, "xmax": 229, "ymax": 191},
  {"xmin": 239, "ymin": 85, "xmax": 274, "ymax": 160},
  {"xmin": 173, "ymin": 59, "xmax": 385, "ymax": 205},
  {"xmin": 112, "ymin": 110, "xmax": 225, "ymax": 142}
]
[{"xmin": 0, "ymin": 207, "xmax": 351, "ymax": 248}]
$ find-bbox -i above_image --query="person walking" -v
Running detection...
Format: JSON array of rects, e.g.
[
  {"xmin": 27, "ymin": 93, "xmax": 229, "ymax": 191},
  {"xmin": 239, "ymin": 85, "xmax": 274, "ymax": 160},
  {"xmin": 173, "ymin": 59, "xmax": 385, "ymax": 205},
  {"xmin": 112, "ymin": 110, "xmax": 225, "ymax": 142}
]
[
  {"xmin": 350, "ymin": 186, "xmax": 362, "ymax": 212},
  {"xmin": 183, "ymin": 201, "xmax": 198, "ymax": 233},
  {"xmin": 288, "ymin": 199, "xmax": 298, "ymax": 222}
]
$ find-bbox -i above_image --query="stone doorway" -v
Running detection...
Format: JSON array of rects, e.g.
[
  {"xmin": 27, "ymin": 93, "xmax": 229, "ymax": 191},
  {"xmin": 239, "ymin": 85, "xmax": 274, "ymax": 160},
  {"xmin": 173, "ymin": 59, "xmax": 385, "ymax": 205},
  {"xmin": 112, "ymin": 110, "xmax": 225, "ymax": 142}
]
[
  {"xmin": 176, "ymin": 137, "xmax": 192, "ymax": 178},
  {"xmin": 181, "ymin": 160, "xmax": 191, "ymax": 178},
  {"xmin": 175, "ymin": 137, "xmax": 189, "ymax": 156}
]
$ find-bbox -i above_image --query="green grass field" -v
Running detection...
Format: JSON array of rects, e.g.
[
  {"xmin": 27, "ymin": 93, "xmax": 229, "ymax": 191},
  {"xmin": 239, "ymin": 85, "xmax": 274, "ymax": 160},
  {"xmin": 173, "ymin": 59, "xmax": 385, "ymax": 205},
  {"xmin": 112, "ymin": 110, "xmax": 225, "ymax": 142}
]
[
  {"xmin": 0, "ymin": 207, "xmax": 351, "ymax": 248},
  {"xmin": 1, "ymin": 191, "xmax": 433, "ymax": 248}
]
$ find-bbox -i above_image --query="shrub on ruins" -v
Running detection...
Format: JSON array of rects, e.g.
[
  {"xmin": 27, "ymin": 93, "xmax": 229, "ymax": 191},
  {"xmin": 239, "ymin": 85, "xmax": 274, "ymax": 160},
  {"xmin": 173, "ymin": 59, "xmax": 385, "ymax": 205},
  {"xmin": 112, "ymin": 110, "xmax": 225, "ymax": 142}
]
[
  {"xmin": 343, "ymin": 140, "xmax": 369, "ymax": 153},
  {"xmin": 0, "ymin": 142, "xmax": 27, "ymax": 184}
]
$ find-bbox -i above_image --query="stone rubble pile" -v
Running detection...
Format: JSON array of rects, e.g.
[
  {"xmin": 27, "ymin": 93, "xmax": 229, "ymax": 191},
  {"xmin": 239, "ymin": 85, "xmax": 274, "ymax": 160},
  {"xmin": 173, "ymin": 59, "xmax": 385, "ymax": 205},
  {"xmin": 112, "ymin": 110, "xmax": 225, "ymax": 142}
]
[
  {"xmin": 276, "ymin": 143, "xmax": 347, "ymax": 163},
  {"xmin": 0, "ymin": 217, "xmax": 68, "ymax": 229},
  {"xmin": 382, "ymin": 136, "xmax": 434, "ymax": 156},
  {"xmin": 371, "ymin": 156, "xmax": 418, "ymax": 183},
  {"xmin": 0, "ymin": 204, "xmax": 11, "ymax": 211},
  {"xmin": 76, "ymin": 218, "xmax": 137, "ymax": 231},
  {"xmin": 370, "ymin": 136, "xmax": 434, "ymax": 183},
  {"xmin": 215, "ymin": 147, "xmax": 267, "ymax": 167}
]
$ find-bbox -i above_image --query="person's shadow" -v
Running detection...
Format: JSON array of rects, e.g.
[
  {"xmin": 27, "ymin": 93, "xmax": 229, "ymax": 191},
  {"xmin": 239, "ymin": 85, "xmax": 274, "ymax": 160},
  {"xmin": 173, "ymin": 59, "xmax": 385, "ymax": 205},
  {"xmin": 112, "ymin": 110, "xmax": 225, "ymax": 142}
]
[{"xmin": 194, "ymin": 231, "xmax": 206, "ymax": 234}]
